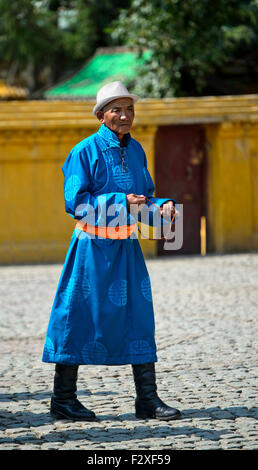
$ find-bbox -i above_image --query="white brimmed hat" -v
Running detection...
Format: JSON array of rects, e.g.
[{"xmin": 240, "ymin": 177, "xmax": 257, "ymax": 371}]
[{"xmin": 93, "ymin": 81, "xmax": 139, "ymax": 116}]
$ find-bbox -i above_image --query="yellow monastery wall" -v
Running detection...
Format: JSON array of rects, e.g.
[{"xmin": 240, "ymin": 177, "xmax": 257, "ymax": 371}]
[
  {"xmin": 0, "ymin": 95, "xmax": 257, "ymax": 264},
  {"xmin": 0, "ymin": 127, "xmax": 89, "ymax": 263},
  {"xmin": 205, "ymin": 121, "xmax": 258, "ymax": 253}
]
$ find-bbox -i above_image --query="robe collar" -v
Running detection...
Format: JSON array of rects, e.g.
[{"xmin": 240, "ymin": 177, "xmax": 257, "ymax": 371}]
[{"xmin": 97, "ymin": 124, "xmax": 131, "ymax": 148}]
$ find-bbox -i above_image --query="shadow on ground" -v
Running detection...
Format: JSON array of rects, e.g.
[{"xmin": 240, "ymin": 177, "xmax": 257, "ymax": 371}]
[{"xmin": 0, "ymin": 403, "xmax": 257, "ymax": 446}]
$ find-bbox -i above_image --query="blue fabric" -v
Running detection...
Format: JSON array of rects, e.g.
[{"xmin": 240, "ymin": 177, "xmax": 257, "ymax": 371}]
[{"xmin": 42, "ymin": 124, "xmax": 174, "ymax": 365}]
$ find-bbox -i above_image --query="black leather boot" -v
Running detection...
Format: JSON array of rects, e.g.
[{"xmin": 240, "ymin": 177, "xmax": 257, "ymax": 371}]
[
  {"xmin": 50, "ymin": 363, "xmax": 97, "ymax": 421},
  {"xmin": 132, "ymin": 362, "xmax": 181, "ymax": 420}
]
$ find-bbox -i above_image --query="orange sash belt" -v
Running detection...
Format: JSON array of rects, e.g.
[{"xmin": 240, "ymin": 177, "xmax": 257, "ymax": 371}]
[{"xmin": 75, "ymin": 220, "xmax": 137, "ymax": 239}]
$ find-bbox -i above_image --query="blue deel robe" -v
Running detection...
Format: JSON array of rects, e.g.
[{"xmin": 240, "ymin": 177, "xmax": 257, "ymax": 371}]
[{"xmin": 42, "ymin": 124, "xmax": 174, "ymax": 366}]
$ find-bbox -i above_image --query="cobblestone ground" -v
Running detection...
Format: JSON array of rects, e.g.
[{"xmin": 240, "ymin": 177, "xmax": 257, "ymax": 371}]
[{"xmin": 0, "ymin": 253, "xmax": 257, "ymax": 451}]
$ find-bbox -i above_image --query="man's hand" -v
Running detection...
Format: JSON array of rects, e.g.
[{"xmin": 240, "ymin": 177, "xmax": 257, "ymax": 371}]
[
  {"xmin": 160, "ymin": 201, "xmax": 177, "ymax": 220},
  {"xmin": 126, "ymin": 194, "xmax": 146, "ymax": 215}
]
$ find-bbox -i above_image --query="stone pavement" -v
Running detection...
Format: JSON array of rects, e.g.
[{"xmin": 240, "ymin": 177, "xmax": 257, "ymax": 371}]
[{"xmin": 0, "ymin": 253, "xmax": 257, "ymax": 451}]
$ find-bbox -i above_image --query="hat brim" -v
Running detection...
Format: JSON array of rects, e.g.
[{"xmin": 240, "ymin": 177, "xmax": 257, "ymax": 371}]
[{"xmin": 93, "ymin": 93, "xmax": 139, "ymax": 116}]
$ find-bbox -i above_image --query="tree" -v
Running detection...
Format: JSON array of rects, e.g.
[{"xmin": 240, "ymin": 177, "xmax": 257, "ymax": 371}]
[
  {"xmin": 0, "ymin": 0, "xmax": 59, "ymax": 90},
  {"xmin": 0, "ymin": 0, "xmax": 130, "ymax": 94},
  {"xmin": 111, "ymin": 0, "xmax": 258, "ymax": 97}
]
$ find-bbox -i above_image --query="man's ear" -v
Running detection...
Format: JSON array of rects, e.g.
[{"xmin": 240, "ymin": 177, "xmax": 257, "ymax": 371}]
[{"xmin": 96, "ymin": 110, "xmax": 104, "ymax": 123}]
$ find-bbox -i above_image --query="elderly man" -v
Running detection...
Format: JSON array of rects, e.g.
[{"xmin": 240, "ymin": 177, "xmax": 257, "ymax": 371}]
[{"xmin": 42, "ymin": 81, "xmax": 181, "ymax": 422}]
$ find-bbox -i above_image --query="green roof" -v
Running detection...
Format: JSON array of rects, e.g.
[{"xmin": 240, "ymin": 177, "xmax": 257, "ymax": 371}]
[{"xmin": 45, "ymin": 49, "xmax": 151, "ymax": 99}]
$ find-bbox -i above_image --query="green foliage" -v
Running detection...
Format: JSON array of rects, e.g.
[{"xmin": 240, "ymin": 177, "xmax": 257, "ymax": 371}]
[
  {"xmin": 0, "ymin": 0, "xmax": 130, "ymax": 92},
  {"xmin": 1, "ymin": 0, "xmax": 257, "ymax": 96},
  {"xmin": 111, "ymin": 0, "xmax": 258, "ymax": 97},
  {"xmin": 0, "ymin": 1, "xmax": 59, "ymax": 67}
]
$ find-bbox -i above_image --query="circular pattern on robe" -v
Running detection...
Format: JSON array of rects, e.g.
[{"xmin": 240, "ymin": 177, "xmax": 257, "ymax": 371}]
[
  {"xmin": 108, "ymin": 279, "xmax": 127, "ymax": 306},
  {"xmin": 81, "ymin": 341, "xmax": 108, "ymax": 363},
  {"xmin": 129, "ymin": 340, "xmax": 154, "ymax": 362},
  {"xmin": 112, "ymin": 165, "xmax": 133, "ymax": 190},
  {"xmin": 62, "ymin": 275, "xmax": 91, "ymax": 302},
  {"xmin": 141, "ymin": 276, "xmax": 152, "ymax": 302},
  {"xmin": 64, "ymin": 174, "xmax": 81, "ymax": 201}
]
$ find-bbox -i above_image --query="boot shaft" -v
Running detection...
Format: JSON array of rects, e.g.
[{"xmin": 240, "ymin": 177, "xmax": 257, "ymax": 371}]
[
  {"xmin": 132, "ymin": 362, "xmax": 158, "ymax": 400},
  {"xmin": 53, "ymin": 363, "xmax": 79, "ymax": 401}
]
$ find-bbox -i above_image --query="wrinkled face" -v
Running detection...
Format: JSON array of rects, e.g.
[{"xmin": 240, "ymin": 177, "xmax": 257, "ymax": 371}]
[{"xmin": 96, "ymin": 97, "xmax": 135, "ymax": 141}]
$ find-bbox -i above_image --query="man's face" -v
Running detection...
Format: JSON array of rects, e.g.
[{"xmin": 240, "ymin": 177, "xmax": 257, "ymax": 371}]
[{"xmin": 97, "ymin": 97, "xmax": 135, "ymax": 140}]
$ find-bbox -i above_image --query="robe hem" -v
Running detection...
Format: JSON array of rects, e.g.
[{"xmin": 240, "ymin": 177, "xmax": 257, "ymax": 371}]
[{"xmin": 42, "ymin": 351, "xmax": 157, "ymax": 366}]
